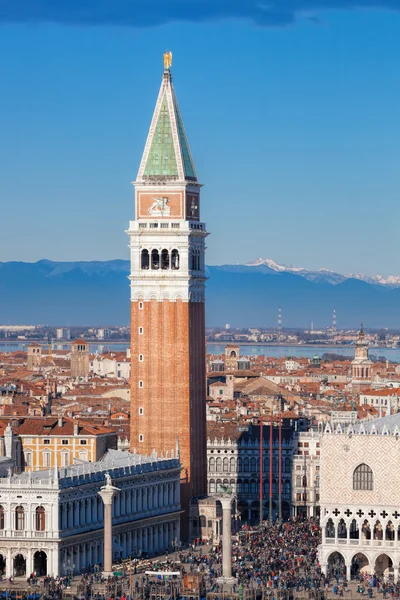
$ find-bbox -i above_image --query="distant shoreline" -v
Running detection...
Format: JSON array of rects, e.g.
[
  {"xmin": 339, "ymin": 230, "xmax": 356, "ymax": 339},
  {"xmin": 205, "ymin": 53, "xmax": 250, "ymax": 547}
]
[
  {"xmin": 0, "ymin": 340, "xmax": 386, "ymax": 351},
  {"xmin": 207, "ymin": 341, "xmax": 378, "ymax": 350}
]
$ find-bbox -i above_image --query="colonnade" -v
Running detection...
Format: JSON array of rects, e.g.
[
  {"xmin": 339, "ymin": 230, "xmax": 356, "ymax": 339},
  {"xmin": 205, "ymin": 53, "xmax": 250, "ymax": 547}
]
[
  {"xmin": 59, "ymin": 481, "xmax": 179, "ymax": 531},
  {"xmin": 60, "ymin": 520, "xmax": 179, "ymax": 575}
]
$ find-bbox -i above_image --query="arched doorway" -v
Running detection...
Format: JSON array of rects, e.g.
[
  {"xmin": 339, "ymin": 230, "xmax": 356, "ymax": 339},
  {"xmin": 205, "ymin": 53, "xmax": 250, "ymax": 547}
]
[
  {"xmin": 282, "ymin": 501, "xmax": 290, "ymax": 521},
  {"xmin": 375, "ymin": 554, "xmax": 394, "ymax": 578},
  {"xmin": 250, "ymin": 501, "xmax": 259, "ymax": 523},
  {"xmin": 13, "ymin": 554, "xmax": 26, "ymax": 577},
  {"xmin": 0, "ymin": 555, "xmax": 5, "ymax": 576},
  {"xmin": 34, "ymin": 551, "xmax": 47, "ymax": 576},
  {"xmin": 237, "ymin": 501, "xmax": 248, "ymax": 522},
  {"xmin": 328, "ymin": 551, "xmax": 346, "ymax": 578},
  {"xmin": 351, "ymin": 553, "xmax": 369, "ymax": 579}
]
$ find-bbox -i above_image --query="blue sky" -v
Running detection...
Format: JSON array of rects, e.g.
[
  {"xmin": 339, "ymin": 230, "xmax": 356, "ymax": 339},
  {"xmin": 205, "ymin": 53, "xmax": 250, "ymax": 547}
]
[{"xmin": 1, "ymin": 3, "xmax": 400, "ymax": 276}]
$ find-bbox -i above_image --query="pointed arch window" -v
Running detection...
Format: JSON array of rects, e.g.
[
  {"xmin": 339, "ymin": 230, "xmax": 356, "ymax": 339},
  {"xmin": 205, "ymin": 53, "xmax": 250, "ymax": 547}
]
[{"xmin": 353, "ymin": 463, "xmax": 373, "ymax": 490}]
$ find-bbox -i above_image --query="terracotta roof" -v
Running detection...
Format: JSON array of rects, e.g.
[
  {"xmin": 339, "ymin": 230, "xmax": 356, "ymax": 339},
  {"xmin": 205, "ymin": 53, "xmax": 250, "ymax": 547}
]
[{"xmin": 7, "ymin": 416, "xmax": 114, "ymax": 437}]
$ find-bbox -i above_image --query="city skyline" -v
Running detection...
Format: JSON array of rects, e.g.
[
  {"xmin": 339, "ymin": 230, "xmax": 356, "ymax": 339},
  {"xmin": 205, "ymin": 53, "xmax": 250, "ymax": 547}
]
[{"xmin": 1, "ymin": 5, "xmax": 400, "ymax": 276}]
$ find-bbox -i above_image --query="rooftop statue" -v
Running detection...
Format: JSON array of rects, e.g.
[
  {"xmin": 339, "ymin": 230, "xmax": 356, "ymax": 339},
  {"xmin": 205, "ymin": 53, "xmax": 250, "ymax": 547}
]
[{"xmin": 164, "ymin": 51, "xmax": 173, "ymax": 70}]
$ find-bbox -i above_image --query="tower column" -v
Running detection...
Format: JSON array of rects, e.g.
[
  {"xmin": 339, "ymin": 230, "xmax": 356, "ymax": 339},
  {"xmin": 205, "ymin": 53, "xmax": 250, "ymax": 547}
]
[
  {"xmin": 217, "ymin": 495, "xmax": 236, "ymax": 585},
  {"xmin": 98, "ymin": 477, "xmax": 120, "ymax": 576}
]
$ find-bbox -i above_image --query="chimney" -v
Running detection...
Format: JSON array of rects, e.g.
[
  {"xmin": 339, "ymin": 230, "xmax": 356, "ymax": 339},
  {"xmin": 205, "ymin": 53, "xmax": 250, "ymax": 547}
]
[
  {"xmin": 73, "ymin": 420, "xmax": 78, "ymax": 436},
  {"xmin": 58, "ymin": 414, "xmax": 63, "ymax": 428}
]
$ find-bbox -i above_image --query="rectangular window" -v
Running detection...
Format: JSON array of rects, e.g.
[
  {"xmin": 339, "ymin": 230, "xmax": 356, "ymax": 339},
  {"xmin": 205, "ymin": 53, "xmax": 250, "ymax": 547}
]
[
  {"xmin": 80, "ymin": 440, "xmax": 87, "ymax": 445},
  {"xmin": 43, "ymin": 453, "xmax": 50, "ymax": 467},
  {"xmin": 62, "ymin": 440, "xmax": 69, "ymax": 445},
  {"xmin": 43, "ymin": 439, "xmax": 50, "ymax": 445},
  {"xmin": 25, "ymin": 453, "xmax": 32, "ymax": 467}
]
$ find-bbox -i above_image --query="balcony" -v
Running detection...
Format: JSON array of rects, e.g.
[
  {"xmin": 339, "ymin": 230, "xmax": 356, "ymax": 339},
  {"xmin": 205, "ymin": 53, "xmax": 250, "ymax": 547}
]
[
  {"xmin": 1, "ymin": 530, "xmax": 57, "ymax": 539},
  {"xmin": 324, "ymin": 538, "xmax": 396, "ymax": 548}
]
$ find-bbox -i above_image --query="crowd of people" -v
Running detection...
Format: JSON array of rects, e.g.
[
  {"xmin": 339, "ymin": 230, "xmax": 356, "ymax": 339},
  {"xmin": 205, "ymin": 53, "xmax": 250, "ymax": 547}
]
[
  {"xmin": 172, "ymin": 518, "xmax": 324, "ymax": 593},
  {"xmin": 1, "ymin": 518, "xmax": 397, "ymax": 599}
]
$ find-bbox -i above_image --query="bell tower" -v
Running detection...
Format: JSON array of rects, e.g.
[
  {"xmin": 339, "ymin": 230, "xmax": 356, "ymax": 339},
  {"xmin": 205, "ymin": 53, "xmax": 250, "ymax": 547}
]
[
  {"xmin": 127, "ymin": 54, "xmax": 208, "ymax": 532},
  {"xmin": 351, "ymin": 325, "xmax": 373, "ymax": 383}
]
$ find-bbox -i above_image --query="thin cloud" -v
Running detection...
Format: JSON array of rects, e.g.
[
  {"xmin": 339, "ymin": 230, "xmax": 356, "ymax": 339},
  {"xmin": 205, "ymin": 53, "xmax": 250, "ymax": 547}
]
[{"xmin": 0, "ymin": 0, "xmax": 399, "ymax": 28}]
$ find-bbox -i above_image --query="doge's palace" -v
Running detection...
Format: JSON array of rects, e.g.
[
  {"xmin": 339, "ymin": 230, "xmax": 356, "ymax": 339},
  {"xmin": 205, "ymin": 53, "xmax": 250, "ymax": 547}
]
[{"xmin": 319, "ymin": 414, "xmax": 400, "ymax": 580}]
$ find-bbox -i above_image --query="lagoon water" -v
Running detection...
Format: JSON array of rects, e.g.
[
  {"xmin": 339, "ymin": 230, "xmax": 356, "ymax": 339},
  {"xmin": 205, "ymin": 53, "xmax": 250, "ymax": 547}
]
[{"xmin": 2, "ymin": 341, "xmax": 400, "ymax": 362}]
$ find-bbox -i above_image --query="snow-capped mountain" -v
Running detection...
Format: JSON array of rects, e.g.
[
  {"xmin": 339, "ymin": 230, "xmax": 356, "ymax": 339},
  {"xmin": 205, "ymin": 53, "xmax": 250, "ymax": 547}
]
[{"xmin": 247, "ymin": 258, "xmax": 400, "ymax": 287}]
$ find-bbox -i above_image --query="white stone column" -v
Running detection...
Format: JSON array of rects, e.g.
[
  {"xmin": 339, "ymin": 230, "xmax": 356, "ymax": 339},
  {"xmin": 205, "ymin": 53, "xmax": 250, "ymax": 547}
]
[
  {"xmin": 345, "ymin": 560, "xmax": 352, "ymax": 579},
  {"xmin": 27, "ymin": 549, "xmax": 33, "ymax": 578},
  {"xmin": 218, "ymin": 496, "xmax": 235, "ymax": 583},
  {"xmin": 6, "ymin": 549, "xmax": 11, "ymax": 578},
  {"xmin": 98, "ymin": 479, "xmax": 120, "ymax": 576}
]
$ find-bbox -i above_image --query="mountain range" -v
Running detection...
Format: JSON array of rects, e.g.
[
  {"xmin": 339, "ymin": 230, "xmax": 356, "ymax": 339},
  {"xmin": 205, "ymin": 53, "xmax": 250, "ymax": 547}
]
[
  {"xmin": 0, "ymin": 258, "xmax": 399, "ymax": 328},
  {"xmin": 247, "ymin": 258, "xmax": 400, "ymax": 287}
]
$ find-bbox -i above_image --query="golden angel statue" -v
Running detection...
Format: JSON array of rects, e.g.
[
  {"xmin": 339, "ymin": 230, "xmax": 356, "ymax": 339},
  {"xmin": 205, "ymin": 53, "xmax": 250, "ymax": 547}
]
[{"xmin": 164, "ymin": 51, "xmax": 173, "ymax": 70}]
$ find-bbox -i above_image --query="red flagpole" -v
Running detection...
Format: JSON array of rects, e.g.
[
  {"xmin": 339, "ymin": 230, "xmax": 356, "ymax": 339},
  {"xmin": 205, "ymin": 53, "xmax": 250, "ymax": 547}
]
[
  {"xmin": 269, "ymin": 413, "xmax": 273, "ymax": 521},
  {"xmin": 259, "ymin": 419, "xmax": 263, "ymax": 526},
  {"xmin": 278, "ymin": 413, "xmax": 282, "ymax": 521}
]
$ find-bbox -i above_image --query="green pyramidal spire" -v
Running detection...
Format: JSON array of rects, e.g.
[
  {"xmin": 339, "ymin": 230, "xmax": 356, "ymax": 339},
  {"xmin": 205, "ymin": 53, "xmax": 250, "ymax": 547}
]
[{"xmin": 137, "ymin": 67, "xmax": 197, "ymax": 183}]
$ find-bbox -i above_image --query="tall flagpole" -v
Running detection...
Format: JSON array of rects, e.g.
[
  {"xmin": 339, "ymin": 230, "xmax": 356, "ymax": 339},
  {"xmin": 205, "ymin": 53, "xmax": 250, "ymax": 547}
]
[
  {"xmin": 269, "ymin": 413, "xmax": 273, "ymax": 522},
  {"xmin": 259, "ymin": 419, "xmax": 263, "ymax": 527},
  {"xmin": 278, "ymin": 412, "xmax": 282, "ymax": 522}
]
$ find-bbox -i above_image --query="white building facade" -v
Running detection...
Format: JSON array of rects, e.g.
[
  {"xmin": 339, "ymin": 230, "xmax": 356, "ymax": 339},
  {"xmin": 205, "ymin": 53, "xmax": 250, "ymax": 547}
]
[
  {"xmin": 319, "ymin": 414, "xmax": 400, "ymax": 580},
  {"xmin": 0, "ymin": 450, "xmax": 180, "ymax": 578},
  {"xmin": 91, "ymin": 354, "xmax": 131, "ymax": 380},
  {"xmin": 291, "ymin": 430, "xmax": 320, "ymax": 519}
]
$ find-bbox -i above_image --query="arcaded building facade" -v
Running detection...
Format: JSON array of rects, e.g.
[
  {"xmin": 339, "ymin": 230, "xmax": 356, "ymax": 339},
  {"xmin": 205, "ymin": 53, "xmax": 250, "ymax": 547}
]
[
  {"xmin": 319, "ymin": 414, "xmax": 400, "ymax": 580},
  {"xmin": 0, "ymin": 450, "xmax": 180, "ymax": 578},
  {"xmin": 127, "ymin": 57, "xmax": 208, "ymax": 531}
]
